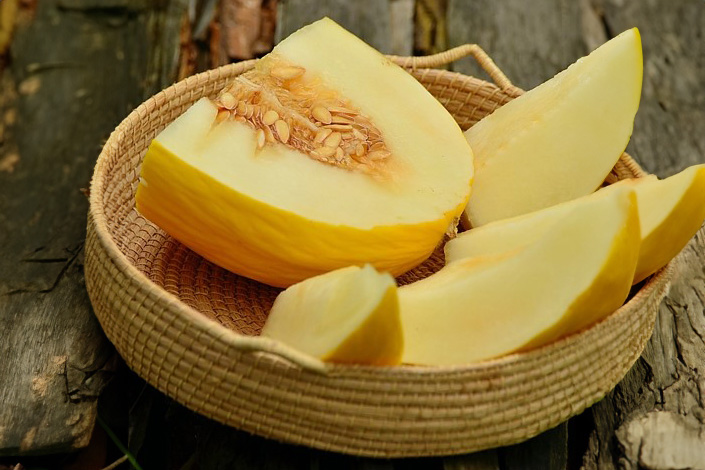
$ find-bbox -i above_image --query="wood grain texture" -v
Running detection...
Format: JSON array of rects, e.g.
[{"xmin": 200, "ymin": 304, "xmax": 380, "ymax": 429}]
[
  {"xmin": 447, "ymin": 0, "xmax": 586, "ymax": 90},
  {"xmin": 582, "ymin": 229, "xmax": 705, "ymax": 470},
  {"xmin": 574, "ymin": 1, "xmax": 705, "ymax": 468},
  {"xmin": 597, "ymin": 0, "xmax": 705, "ymax": 178},
  {"xmin": 276, "ymin": 0, "xmax": 414, "ymax": 55},
  {"xmin": 0, "ymin": 0, "xmax": 184, "ymax": 455}
]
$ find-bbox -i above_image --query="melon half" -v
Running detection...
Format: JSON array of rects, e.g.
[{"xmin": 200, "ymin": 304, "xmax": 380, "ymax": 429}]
[{"xmin": 136, "ymin": 18, "xmax": 473, "ymax": 287}]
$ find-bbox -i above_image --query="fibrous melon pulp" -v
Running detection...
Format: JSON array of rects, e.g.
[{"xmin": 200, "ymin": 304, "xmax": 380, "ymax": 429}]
[{"xmin": 136, "ymin": 18, "xmax": 474, "ymax": 287}]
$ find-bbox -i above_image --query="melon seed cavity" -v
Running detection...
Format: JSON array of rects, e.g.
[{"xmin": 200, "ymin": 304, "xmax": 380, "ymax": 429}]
[{"xmin": 213, "ymin": 56, "xmax": 391, "ymax": 177}]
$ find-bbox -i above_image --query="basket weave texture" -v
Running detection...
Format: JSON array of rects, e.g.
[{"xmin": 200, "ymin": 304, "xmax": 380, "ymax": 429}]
[{"xmin": 85, "ymin": 47, "xmax": 672, "ymax": 458}]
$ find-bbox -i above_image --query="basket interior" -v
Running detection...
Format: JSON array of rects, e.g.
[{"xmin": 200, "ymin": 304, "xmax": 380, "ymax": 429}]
[{"xmin": 99, "ymin": 65, "xmax": 637, "ymax": 336}]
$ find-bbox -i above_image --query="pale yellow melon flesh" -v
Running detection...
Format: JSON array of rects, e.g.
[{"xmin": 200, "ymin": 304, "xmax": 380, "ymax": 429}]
[
  {"xmin": 261, "ymin": 265, "xmax": 403, "ymax": 365},
  {"xmin": 448, "ymin": 165, "xmax": 705, "ymax": 285},
  {"xmin": 445, "ymin": 177, "xmax": 654, "ymax": 263},
  {"xmin": 464, "ymin": 28, "xmax": 643, "ymax": 227},
  {"xmin": 632, "ymin": 164, "xmax": 705, "ymax": 283},
  {"xmin": 136, "ymin": 18, "xmax": 473, "ymax": 287},
  {"xmin": 400, "ymin": 188, "xmax": 640, "ymax": 366}
]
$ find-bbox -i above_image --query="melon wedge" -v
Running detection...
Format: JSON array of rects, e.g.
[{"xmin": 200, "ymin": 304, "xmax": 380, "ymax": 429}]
[
  {"xmin": 464, "ymin": 28, "xmax": 643, "ymax": 227},
  {"xmin": 136, "ymin": 18, "xmax": 473, "ymax": 287},
  {"xmin": 448, "ymin": 165, "xmax": 705, "ymax": 284},
  {"xmin": 261, "ymin": 264, "xmax": 403, "ymax": 365},
  {"xmin": 446, "ymin": 177, "xmax": 653, "ymax": 263},
  {"xmin": 632, "ymin": 164, "xmax": 705, "ymax": 283},
  {"xmin": 400, "ymin": 188, "xmax": 640, "ymax": 365}
]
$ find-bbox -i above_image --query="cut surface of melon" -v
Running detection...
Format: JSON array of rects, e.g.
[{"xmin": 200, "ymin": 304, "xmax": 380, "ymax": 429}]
[
  {"xmin": 464, "ymin": 28, "xmax": 642, "ymax": 227},
  {"xmin": 449, "ymin": 165, "xmax": 705, "ymax": 284},
  {"xmin": 633, "ymin": 164, "xmax": 705, "ymax": 283},
  {"xmin": 136, "ymin": 18, "xmax": 473, "ymax": 287},
  {"xmin": 261, "ymin": 265, "xmax": 403, "ymax": 365},
  {"xmin": 446, "ymin": 177, "xmax": 653, "ymax": 263},
  {"xmin": 401, "ymin": 188, "xmax": 640, "ymax": 366}
]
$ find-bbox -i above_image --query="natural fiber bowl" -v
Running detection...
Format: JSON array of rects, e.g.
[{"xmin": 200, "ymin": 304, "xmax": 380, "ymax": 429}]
[{"xmin": 85, "ymin": 45, "xmax": 672, "ymax": 458}]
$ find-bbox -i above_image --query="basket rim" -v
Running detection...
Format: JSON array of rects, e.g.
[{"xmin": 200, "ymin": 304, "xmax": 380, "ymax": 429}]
[{"xmin": 88, "ymin": 59, "xmax": 671, "ymax": 376}]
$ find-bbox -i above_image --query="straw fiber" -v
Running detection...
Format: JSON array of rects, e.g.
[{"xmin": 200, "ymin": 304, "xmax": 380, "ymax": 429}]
[{"xmin": 85, "ymin": 46, "xmax": 672, "ymax": 457}]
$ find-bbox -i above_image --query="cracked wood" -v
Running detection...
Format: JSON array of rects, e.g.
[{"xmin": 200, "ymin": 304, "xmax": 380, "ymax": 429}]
[{"xmin": 0, "ymin": 0, "xmax": 185, "ymax": 455}]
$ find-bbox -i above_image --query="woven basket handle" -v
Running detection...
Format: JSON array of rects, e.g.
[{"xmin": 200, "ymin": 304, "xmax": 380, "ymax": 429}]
[{"xmin": 389, "ymin": 44, "xmax": 523, "ymax": 97}]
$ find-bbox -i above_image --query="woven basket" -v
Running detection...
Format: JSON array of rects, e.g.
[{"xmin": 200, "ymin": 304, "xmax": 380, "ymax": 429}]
[{"xmin": 85, "ymin": 45, "xmax": 672, "ymax": 458}]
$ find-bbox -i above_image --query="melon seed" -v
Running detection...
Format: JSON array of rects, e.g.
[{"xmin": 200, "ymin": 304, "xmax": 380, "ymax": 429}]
[
  {"xmin": 367, "ymin": 150, "xmax": 391, "ymax": 161},
  {"xmin": 355, "ymin": 143, "xmax": 365, "ymax": 157},
  {"xmin": 323, "ymin": 132, "xmax": 342, "ymax": 148},
  {"xmin": 312, "ymin": 106, "xmax": 332, "ymax": 124},
  {"xmin": 315, "ymin": 146, "xmax": 336, "ymax": 158},
  {"xmin": 270, "ymin": 65, "xmax": 306, "ymax": 80},
  {"xmin": 216, "ymin": 109, "xmax": 231, "ymax": 123},
  {"xmin": 324, "ymin": 124, "xmax": 353, "ymax": 132},
  {"xmin": 314, "ymin": 128, "xmax": 333, "ymax": 144},
  {"xmin": 262, "ymin": 110, "xmax": 279, "ymax": 126},
  {"xmin": 219, "ymin": 92, "xmax": 237, "ymax": 110},
  {"xmin": 275, "ymin": 119, "xmax": 290, "ymax": 143},
  {"xmin": 330, "ymin": 115, "xmax": 353, "ymax": 125}
]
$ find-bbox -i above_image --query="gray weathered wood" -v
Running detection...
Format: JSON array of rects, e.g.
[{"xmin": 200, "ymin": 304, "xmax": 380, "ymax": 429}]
[
  {"xmin": 276, "ymin": 0, "xmax": 414, "ymax": 55},
  {"xmin": 0, "ymin": 0, "xmax": 184, "ymax": 455},
  {"xmin": 574, "ymin": 1, "xmax": 705, "ymax": 468},
  {"xmin": 447, "ymin": 0, "xmax": 586, "ymax": 90},
  {"xmin": 582, "ymin": 228, "xmax": 705, "ymax": 470},
  {"xmin": 599, "ymin": 0, "xmax": 705, "ymax": 177},
  {"xmin": 443, "ymin": 450, "xmax": 499, "ymax": 470}
]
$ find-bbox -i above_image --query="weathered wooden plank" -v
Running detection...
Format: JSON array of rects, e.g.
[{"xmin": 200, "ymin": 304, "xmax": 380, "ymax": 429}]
[
  {"xmin": 447, "ymin": 0, "xmax": 586, "ymax": 90},
  {"xmin": 0, "ymin": 0, "xmax": 184, "ymax": 455},
  {"xmin": 598, "ymin": 0, "xmax": 705, "ymax": 177},
  {"xmin": 443, "ymin": 450, "xmax": 498, "ymax": 470},
  {"xmin": 571, "ymin": 1, "xmax": 705, "ymax": 468},
  {"xmin": 581, "ymin": 231, "xmax": 705, "ymax": 470},
  {"xmin": 500, "ymin": 424, "xmax": 568, "ymax": 470},
  {"xmin": 276, "ymin": 0, "xmax": 414, "ymax": 55},
  {"xmin": 414, "ymin": 0, "xmax": 447, "ymax": 56}
]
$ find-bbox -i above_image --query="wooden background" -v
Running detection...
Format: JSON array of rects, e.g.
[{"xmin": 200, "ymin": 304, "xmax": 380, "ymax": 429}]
[{"xmin": 1, "ymin": 0, "xmax": 704, "ymax": 468}]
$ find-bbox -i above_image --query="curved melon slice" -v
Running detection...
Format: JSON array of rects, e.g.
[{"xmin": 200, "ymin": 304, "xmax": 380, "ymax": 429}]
[
  {"xmin": 261, "ymin": 265, "xmax": 403, "ymax": 365},
  {"xmin": 633, "ymin": 164, "xmax": 705, "ymax": 283},
  {"xmin": 446, "ymin": 177, "xmax": 653, "ymax": 263},
  {"xmin": 449, "ymin": 165, "xmax": 705, "ymax": 284},
  {"xmin": 136, "ymin": 18, "xmax": 473, "ymax": 287},
  {"xmin": 464, "ymin": 28, "xmax": 643, "ymax": 227},
  {"xmin": 400, "ymin": 188, "xmax": 640, "ymax": 365}
]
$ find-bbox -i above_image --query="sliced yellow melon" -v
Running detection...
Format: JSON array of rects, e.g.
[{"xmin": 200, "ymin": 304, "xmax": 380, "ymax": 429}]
[
  {"xmin": 400, "ymin": 188, "xmax": 640, "ymax": 365},
  {"xmin": 464, "ymin": 28, "xmax": 643, "ymax": 227},
  {"xmin": 136, "ymin": 18, "xmax": 473, "ymax": 287},
  {"xmin": 449, "ymin": 165, "xmax": 705, "ymax": 284},
  {"xmin": 260, "ymin": 264, "xmax": 402, "ymax": 365},
  {"xmin": 633, "ymin": 164, "xmax": 705, "ymax": 283},
  {"xmin": 445, "ymin": 176, "xmax": 654, "ymax": 263}
]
